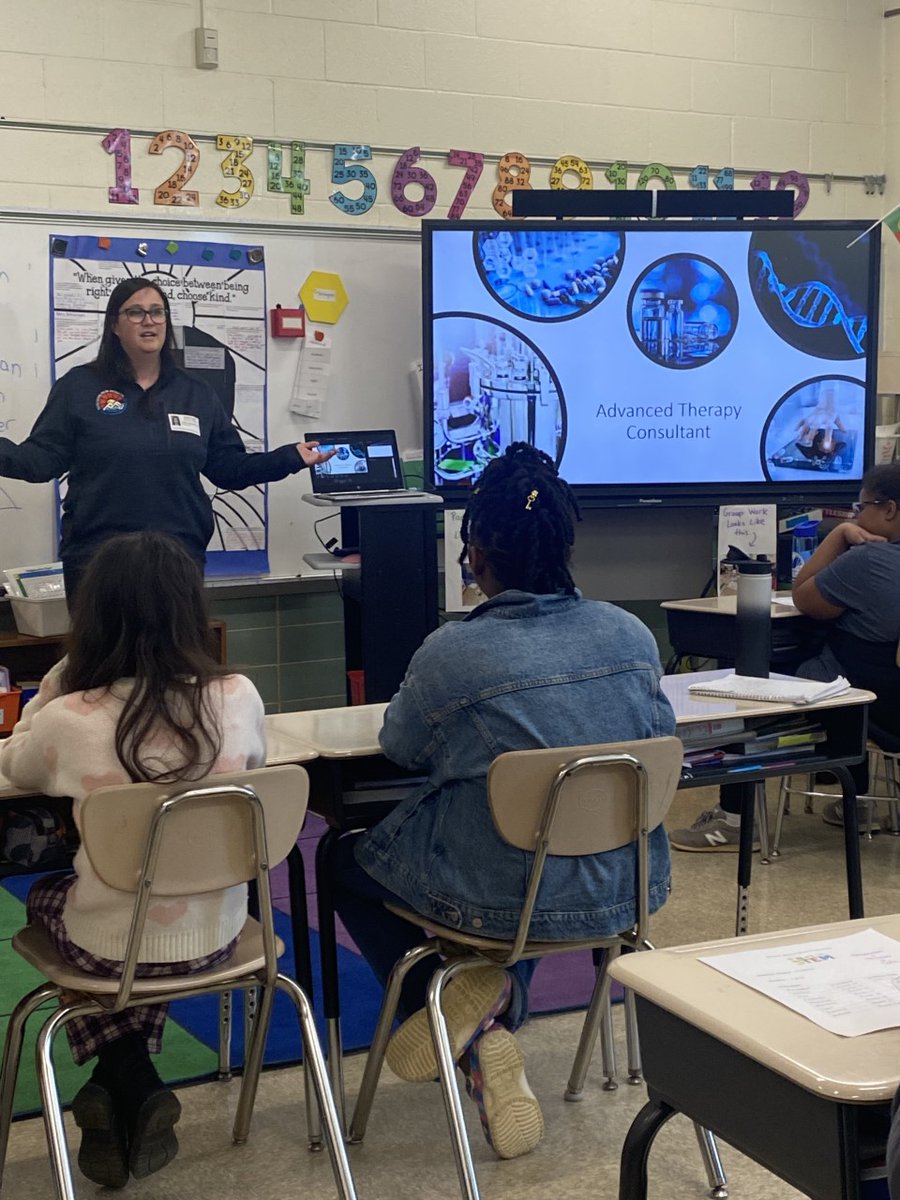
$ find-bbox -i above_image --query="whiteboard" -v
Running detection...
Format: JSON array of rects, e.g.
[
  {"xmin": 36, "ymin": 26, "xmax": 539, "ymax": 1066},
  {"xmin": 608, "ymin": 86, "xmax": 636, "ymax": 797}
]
[{"xmin": 0, "ymin": 211, "xmax": 422, "ymax": 579}]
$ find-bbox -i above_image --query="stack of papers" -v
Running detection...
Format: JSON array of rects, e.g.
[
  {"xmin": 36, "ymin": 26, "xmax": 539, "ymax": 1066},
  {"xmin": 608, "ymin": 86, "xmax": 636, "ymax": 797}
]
[{"xmin": 688, "ymin": 674, "xmax": 851, "ymax": 706}]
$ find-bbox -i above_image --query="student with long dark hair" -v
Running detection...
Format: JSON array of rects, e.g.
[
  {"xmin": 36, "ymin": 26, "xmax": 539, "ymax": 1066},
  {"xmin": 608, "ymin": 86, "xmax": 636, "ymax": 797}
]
[
  {"xmin": 0, "ymin": 532, "xmax": 266, "ymax": 1187},
  {"xmin": 0, "ymin": 276, "xmax": 334, "ymax": 598},
  {"xmin": 334, "ymin": 442, "xmax": 676, "ymax": 1161}
]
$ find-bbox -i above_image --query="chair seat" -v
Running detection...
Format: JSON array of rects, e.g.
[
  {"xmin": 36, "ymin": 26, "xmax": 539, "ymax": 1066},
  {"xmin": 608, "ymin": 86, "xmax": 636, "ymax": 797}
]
[
  {"xmin": 12, "ymin": 917, "xmax": 283, "ymax": 1001},
  {"xmin": 383, "ymin": 902, "xmax": 625, "ymax": 959}
]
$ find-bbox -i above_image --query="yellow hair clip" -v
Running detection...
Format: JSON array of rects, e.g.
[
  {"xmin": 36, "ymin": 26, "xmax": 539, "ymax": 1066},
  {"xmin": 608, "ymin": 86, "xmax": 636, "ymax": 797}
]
[{"xmin": 525, "ymin": 489, "xmax": 539, "ymax": 510}]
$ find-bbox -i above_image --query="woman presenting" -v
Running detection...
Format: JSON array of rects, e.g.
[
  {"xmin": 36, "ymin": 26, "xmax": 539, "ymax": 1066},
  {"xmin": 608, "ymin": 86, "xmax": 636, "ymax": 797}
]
[{"xmin": 0, "ymin": 277, "xmax": 335, "ymax": 597}]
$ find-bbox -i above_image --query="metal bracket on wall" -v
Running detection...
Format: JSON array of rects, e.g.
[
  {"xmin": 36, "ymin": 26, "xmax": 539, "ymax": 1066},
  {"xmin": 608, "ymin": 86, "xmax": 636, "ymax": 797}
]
[
  {"xmin": 823, "ymin": 174, "xmax": 833, "ymax": 194},
  {"xmin": 864, "ymin": 175, "xmax": 887, "ymax": 195}
]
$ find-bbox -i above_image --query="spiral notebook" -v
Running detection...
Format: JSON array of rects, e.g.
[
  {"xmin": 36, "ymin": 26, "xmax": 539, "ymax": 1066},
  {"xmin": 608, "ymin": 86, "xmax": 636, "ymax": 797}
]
[{"xmin": 687, "ymin": 674, "xmax": 851, "ymax": 706}]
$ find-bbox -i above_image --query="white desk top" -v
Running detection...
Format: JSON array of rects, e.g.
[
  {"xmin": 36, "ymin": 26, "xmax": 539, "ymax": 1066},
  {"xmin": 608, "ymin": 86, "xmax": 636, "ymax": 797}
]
[
  {"xmin": 660, "ymin": 669, "xmax": 874, "ymax": 726},
  {"xmin": 661, "ymin": 593, "xmax": 801, "ymax": 618},
  {"xmin": 0, "ymin": 715, "xmax": 318, "ymax": 801},
  {"xmin": 610, "ymin": 914, "xmax": 900, "ymax": 1102},
  {"xmin": 266, "ymin": 704, "xmax": 388, "ymax": 758}
]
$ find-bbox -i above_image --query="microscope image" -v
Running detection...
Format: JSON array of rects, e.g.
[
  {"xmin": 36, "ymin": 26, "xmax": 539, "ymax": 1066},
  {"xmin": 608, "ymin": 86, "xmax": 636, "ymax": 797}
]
[{"xmin": 432, "ymin": 316, "xmax": 564, "ymax": 483}]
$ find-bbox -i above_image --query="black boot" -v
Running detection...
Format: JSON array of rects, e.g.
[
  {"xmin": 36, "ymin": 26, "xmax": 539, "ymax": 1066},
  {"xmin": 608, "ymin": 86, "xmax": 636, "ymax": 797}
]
[{"xmin": 95, "ymin": 1033, "xmax": 182, "ymax": 1179}]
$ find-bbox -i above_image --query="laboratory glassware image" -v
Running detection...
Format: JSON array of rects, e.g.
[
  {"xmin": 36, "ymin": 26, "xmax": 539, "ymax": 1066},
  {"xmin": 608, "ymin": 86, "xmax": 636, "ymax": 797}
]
[
  {"xmin": 474, "ymin": 228, "xmax": 624, "ymax": 322},
  {"xmin": 748, "ymin": 229, "xmax": 869, "ymax": 360},
  {"xmin": 431, "ymin": 314, "xmax": 566, "ymax": 484},
  {"xmin": 627, "ymin": 254, "xmax": 738, "ymax": 368},
  {"xmin": 761, "ymin": 376, "xmax": 865, "ymax": 482}
]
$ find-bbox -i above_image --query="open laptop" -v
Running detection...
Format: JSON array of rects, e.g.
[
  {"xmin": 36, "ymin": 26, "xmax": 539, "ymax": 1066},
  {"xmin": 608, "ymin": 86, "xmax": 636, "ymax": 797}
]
[{"xmin": 306, "ymin": 429, "xmax": 423, "ymax": 500}]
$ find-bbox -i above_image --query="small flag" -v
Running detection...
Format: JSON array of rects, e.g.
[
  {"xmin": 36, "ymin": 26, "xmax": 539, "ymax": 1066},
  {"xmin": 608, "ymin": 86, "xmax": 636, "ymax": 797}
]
[
  {"xmin": 883, "ymin": 205, "xmax": 900, "ymax": 242},
  {"xmin": 847, "ymin": 203, "xmax": 900, "ymax": 248}
]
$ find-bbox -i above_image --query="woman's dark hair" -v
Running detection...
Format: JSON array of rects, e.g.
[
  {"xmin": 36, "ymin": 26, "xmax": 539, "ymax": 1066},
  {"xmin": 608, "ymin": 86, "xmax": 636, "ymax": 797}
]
[
  {"xmin": 93, "ymin": 277, "xmax": 176, "ymax": 383},
  {"xmin": 862, "ymin": 463, "xmax": 900, "ymax": 505},
  {"xmin": 459, "ymin": 442, "xmax": 581, "ymax": 594},
  {"xmin": 62, "ymin": 532, "xmax": 225, "ymax": 783}
]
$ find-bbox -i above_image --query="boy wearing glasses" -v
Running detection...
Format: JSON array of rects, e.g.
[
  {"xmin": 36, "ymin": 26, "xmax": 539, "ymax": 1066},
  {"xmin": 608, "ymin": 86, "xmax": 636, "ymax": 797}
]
[{"xmin": 0, "ymin": 278, "xmax": 334, "ymax": 599}]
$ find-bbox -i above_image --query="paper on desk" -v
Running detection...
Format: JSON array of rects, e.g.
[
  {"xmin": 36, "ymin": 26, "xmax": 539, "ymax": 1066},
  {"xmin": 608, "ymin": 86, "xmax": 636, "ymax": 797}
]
[
  {"xmin": 772, "ymin": 596, "xmax": 798, "ymax": 608},
  {"xmin": 700, "ymin": 928, "xmax": 900, "ymax": 1037}
]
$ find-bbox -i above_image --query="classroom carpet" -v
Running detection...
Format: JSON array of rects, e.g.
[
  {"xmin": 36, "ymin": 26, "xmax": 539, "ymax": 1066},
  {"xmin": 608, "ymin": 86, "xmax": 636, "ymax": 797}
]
[{"xmin": 0, "ymin": 815, "xmax": 606, "ymax": 1117}]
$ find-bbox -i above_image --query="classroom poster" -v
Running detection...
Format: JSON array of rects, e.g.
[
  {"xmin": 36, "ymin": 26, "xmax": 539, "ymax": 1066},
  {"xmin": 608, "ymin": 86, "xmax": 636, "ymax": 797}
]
[
  {"xmin": 443, "ymin": 507, "xmax": 485, "ymax": 612},
  {"xmin": 50, "ymin": 234, "xmax": 268, "ymax": 577}
]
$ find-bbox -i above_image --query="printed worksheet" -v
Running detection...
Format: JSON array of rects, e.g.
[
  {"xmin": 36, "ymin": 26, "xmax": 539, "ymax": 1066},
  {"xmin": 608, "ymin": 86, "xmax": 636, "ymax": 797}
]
[{"xmin": 700, "ymin": 928, "xmax": 900, "ymax": 1036}]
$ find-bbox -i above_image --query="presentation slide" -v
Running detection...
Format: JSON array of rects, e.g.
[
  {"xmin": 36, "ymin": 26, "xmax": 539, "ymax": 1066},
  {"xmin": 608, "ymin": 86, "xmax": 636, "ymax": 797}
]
[{"xmin": 427, "ymin": 225, "xmax": 874, "ymax": 490}]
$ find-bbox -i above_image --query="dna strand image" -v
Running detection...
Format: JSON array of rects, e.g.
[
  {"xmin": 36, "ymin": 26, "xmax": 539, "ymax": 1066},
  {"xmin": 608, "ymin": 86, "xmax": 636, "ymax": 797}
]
[{"xmin": 754, "ymin": 251, "xmax": 867, "ymax": 356}]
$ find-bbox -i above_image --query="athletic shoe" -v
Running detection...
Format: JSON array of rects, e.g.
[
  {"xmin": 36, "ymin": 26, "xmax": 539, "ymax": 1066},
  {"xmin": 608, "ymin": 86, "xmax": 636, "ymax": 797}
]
[
  {"xmin": 465, "ymin": 1025, "xmax": 543, "ymax": 1160},
  {"xmin": 385, "ymin": 966, "xmax": 511, "ymax": 1083},
  {"xmin": 128, "ymin": 1088, "xmax": 181, "ymax": 1179},
  {"xmin": 822, "ymin": 798, "xmax": 879, "ymax": 831},
  {"xmin": 71, "ymin": 1080, "xmax": 129, "ymax": 1189},
  {"xmin": 669, "ymin": 806, "xmax": 759, "ymax": 853}
]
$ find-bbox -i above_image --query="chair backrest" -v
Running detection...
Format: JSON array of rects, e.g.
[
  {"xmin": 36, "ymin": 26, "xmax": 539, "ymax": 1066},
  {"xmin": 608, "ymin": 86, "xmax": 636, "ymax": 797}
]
[
  {"xmin": 488, "ymin": 737, "xmax": 682, "ymax": 856},
  {"xmin": 487, "ymin": 737, "xmax": 682, "ymax": 958},
  {"xmin": 79, "ymin": 764, "xmax": 309, "ymax": 896}
]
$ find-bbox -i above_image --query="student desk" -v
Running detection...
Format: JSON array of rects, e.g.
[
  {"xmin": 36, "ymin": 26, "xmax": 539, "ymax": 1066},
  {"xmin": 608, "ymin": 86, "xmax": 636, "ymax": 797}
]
[
  {"xmin": 661, "ymin": 593, "xmax": 820, "ymax": 669},
  {"xmin": 611, "ymin": 914, "xmax": 900, "ymax": 1200},
  {"xmin": 268, "ymin": 676, "xmax": 874, "ymax": 1116}
]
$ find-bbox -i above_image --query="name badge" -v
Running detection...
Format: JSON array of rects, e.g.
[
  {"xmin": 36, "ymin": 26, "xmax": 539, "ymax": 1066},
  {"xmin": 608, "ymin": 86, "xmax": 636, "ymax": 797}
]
[{"xmin": 169, "ymin": 413, "xmax": 201, "ymax": 436}]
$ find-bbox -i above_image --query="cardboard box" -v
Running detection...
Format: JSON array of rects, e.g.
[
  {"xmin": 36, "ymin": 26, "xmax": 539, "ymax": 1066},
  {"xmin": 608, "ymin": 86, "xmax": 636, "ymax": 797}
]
[{"xmin": 9, "ymin": 597, "xmax": 69, "ymax": 638}]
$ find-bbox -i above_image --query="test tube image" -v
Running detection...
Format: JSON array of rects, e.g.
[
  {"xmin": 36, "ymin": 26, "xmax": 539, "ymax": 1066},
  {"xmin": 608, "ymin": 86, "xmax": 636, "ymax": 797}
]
[
  {"xmin": 432, "ymin": 314, "xmax": 565, "ymax": 483},
  {"xmin": 474, "ymin": 229, "xmax": 625, "ymax": 322},
  {"xmin": 628, "ymin": 254, "xmax": 738, "ymax": 369},
  {"xmin": 761, "ymin": 375, "xmax": 865, "ymax": 482}
]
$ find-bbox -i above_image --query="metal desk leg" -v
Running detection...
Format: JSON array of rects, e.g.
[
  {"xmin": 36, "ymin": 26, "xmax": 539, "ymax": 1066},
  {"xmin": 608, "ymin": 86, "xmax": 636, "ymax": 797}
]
[
  {"xmin": 833, "ymin": 765, "xmax": 865, "ymax": 919},
  {"xmin": 736, "ymin": 782, "xmax": 756, "ymax": 936},
  {"xmin": 288, "ymin": 844, "xmax": 324, "ymax": 1151},
  {"xmin": 618, "ymin": 1096, "xmax": 676, "ymax": 1200},
  {"xmin": 315, "ymin": 826, "xmax": 346, "ymax": 1128}
]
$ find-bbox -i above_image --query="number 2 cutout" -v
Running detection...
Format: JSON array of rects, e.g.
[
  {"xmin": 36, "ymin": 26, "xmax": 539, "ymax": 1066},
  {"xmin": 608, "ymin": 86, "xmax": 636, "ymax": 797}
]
[{"xmin": 149, "ymin": 130, "xmax": 201, "ymax": 207}]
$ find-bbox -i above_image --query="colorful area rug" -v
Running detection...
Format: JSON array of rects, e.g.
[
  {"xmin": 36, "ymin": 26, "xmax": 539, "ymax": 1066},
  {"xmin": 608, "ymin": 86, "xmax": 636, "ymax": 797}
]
[{"xmin": 1, "ymin": 815, "xmax": 606, "ymax": 1116}]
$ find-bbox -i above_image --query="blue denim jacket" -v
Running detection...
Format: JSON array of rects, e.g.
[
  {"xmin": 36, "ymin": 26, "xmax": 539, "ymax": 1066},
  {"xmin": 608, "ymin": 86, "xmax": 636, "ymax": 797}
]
[{"xmin": 356, "ymin": 589, "xmax": 676, "ymax": 941}]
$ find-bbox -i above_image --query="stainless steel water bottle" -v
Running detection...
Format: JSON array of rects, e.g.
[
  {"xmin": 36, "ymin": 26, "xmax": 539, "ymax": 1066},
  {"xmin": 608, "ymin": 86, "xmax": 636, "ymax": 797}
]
[{"xmin": 735, "ymin": 557, "xmax": 772, "ymax": 678}]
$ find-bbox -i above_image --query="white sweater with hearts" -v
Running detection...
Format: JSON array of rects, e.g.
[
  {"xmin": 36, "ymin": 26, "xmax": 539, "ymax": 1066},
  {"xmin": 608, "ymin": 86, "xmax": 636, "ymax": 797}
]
[{"xmin": 0, "ymin": 660, "xmax": 266, "ymax": 962}]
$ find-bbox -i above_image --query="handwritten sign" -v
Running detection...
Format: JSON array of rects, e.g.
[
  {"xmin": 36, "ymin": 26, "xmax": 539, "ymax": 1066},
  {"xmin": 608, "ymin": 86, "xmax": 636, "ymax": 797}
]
[{"xmin": 717, "ymin": 504, "xmax": 776, "ymax": 596}]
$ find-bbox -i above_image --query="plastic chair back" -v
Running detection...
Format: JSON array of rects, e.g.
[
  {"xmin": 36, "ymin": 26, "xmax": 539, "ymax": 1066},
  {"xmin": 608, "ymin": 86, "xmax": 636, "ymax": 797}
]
[
  {"xmin": 488, "ymin": 737, "xmax": 682, "ymax": 855},
  {"xmin": 79, "ymin": 764, "xmax": 309, "ymax": 896}
]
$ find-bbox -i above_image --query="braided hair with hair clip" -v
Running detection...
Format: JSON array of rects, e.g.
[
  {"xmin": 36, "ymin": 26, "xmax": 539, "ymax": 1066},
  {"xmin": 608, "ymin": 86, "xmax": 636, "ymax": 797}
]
[{"xmin": 459, "ymin": 442, "xmax": 581, "ymax": 595}]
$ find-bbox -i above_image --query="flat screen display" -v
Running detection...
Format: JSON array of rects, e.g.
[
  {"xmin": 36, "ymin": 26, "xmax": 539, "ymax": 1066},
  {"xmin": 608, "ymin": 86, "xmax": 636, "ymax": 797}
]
[{"xmin": 423, "ymin": 220, "xmax": 880, "ymax": 505}]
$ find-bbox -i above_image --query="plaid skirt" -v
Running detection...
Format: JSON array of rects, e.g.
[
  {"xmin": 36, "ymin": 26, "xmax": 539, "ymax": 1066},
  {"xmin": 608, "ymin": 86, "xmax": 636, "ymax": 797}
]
[{"xmin": 27, "ymin": 874, "xmax": 237, "ymax": 1066}]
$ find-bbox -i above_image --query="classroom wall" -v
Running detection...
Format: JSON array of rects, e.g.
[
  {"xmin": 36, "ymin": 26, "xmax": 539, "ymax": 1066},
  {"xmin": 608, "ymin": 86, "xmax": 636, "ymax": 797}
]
[
  {"xmin": 0, "ymin": 0, "xmax": 887, "ymax": 221},
  {"xmin": 0, "ymin": 0, "xmax": 894, "ymax": 683}
]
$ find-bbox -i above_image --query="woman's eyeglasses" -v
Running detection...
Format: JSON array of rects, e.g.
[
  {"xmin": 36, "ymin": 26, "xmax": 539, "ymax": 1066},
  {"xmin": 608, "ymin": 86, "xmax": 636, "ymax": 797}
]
[
  {"xmin": 120, "ymin": 305, "xmax": 167, "ymax": 324},
  {"xmin": 852, "ymin": 500, "xmax": 885, "ymax": 514}
]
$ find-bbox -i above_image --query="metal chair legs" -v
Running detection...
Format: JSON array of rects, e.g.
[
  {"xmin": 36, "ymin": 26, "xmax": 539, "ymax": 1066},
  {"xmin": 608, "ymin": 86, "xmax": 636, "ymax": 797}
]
[{"xmin": 694, "ymin": 1122, "xmax": 729, "ymax": 1199}]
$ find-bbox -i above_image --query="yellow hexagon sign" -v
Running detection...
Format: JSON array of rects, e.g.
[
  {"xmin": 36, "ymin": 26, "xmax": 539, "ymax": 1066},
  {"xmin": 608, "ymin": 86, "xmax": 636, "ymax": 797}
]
[{"xmin": 299, "ymin": 271, "xmax": 348, "ymax": 324}]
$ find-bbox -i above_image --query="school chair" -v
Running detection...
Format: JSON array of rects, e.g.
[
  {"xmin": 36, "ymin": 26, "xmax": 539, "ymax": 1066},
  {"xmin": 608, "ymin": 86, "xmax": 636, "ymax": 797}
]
[
  {"xmin": 0, "ymin": 765, "xmax": 357, "ymax": 1200},
  {"xmin": 346, "ymin": 737, "xmax": 727, "ymax": 1200}
]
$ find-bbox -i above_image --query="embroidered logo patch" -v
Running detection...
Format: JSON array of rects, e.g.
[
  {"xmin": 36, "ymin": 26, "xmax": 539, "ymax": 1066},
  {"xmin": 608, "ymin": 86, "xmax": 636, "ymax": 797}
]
[{"xmin": 96, "ymin": 390, "xmax": 126, "ymax": 413}]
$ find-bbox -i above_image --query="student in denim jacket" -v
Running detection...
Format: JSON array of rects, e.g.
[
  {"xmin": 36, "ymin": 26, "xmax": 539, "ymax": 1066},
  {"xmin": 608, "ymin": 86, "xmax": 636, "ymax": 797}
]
[{"xmin": 334, "ymin": 442, "xmax": 675, "ymax": 1161}]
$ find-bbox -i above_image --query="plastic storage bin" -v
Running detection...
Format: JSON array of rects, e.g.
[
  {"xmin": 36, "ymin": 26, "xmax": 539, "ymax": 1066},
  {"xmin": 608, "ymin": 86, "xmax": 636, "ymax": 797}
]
[{"xmin": 9, "ymin": 597, "xmax": 70, "ymax": 638}]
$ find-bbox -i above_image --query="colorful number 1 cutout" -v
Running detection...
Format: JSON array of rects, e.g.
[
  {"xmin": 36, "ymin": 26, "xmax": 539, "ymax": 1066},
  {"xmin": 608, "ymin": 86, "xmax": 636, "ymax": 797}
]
[
  {"xmin": 148, "ymin": 130, "xmax": 200, "ymax": 207},
  {"xmin": 101, "ymin": 128, "xmax": 139, "ymax": 205},
  {"xmin": 446, "ymin": 150, "xmax": 484, "ymax": 220}
]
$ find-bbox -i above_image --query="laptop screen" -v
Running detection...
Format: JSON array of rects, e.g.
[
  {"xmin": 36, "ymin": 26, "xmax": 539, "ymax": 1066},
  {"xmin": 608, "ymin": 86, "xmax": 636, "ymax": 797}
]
[{"xmin": 306, "ymin": 429, "xmax": 405, "ymax": 494}]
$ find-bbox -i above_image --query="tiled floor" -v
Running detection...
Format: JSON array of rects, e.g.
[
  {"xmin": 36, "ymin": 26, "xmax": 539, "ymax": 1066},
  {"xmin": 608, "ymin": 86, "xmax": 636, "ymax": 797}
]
[{"xmin": 4, "ymin": 781, "xmax": 899, "ymax": 1199}]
